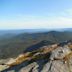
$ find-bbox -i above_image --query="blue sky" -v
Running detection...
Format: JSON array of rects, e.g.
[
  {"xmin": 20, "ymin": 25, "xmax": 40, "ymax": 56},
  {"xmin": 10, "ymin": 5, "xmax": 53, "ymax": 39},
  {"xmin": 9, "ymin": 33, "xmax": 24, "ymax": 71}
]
[{"xmin": 0, "ymin": 0, "xmax": 72, "ymax": 29}]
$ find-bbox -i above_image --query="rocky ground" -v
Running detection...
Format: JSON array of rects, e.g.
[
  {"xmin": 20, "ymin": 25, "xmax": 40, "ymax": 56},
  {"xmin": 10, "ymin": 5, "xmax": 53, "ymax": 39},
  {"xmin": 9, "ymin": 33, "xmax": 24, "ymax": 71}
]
[{"xmin": 0, "ymin": 41, "xmax": 72, "ymax": 72}]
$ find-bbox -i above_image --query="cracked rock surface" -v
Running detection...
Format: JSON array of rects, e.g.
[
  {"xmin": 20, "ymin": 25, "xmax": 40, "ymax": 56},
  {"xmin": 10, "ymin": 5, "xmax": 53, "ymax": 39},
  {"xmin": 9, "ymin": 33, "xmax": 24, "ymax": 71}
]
[{"xmin": 1, "ymin": 41, "xmax": 72, "ymax": 72}]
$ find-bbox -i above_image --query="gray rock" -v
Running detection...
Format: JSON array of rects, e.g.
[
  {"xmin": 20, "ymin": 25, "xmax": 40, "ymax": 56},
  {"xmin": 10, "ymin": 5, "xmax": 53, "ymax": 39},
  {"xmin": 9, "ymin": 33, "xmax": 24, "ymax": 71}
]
[{"xmin": 1, "ymin": 43, "xmax": 72, "ymax": 72}]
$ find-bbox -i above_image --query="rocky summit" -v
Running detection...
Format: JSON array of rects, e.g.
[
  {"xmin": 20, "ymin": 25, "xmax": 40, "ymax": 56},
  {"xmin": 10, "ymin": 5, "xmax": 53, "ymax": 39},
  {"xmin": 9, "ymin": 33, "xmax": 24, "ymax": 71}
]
[{"xmin": 0, "ymin": 41, "xmax": 72, "ymax": 72}]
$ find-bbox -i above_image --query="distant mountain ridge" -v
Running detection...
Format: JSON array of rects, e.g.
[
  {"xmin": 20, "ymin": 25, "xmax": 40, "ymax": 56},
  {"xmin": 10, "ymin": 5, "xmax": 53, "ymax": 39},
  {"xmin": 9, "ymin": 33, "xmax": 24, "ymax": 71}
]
[
  {"xmin": 0, "ymin": 28, "xmax": 72, "ymax": 35},
  {"xmin": 0, "ymin": 29, "xmax": 50, "ymax": 35},
  {"xmin": 0, "ymin": 30, "xmax": 72, "ymax": 59}
]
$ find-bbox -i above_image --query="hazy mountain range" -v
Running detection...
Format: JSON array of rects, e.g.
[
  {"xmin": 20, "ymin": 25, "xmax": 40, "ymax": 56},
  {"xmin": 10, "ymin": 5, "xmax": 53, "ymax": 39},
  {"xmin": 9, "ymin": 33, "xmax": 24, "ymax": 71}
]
[
  {"xmin": 0, "ymin": 28, "xmax": 72, "ymax": 59},
  {"xmin": 0, "ymin": 28, "xmax": 72, "ymax": 35}
]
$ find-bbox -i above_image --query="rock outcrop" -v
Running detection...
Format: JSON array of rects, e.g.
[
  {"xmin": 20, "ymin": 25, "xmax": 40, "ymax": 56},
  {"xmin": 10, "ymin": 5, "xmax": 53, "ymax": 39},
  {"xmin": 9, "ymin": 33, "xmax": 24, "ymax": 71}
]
[{"xmin": 1, "ymin": 41, "xmax": 72, "ymax": 72}]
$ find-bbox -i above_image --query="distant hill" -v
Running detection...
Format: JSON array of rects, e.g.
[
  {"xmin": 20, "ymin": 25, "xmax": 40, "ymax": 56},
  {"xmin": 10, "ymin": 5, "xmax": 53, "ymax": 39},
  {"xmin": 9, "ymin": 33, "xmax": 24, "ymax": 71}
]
[
  {"xmin": 0, "ymin": 29, "xmax": 50, "ymax": 36},
  {"xmin": 0, "ymin": 31, "xmax": 72, "ymax": 59},
  {"xmin": 0, "ymin": 28, "xmax": 72, "ymax": 35}
]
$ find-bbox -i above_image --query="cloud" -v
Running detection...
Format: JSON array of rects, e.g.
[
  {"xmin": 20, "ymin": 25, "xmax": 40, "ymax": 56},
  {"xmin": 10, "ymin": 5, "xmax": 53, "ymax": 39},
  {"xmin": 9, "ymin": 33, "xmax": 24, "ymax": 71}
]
[
  {"xmin": 48, "ymin": 17, "xmax": 72, "ymax": 28},
  {"xmin": 60, "ymin": 9, "xmax": 72, "ymax": 17},
  {"xmin": 0, "ymin": 9, "xmax": 72, "ymax": 29},
  {"xmin": 47, "ymin": 9, "xmax": 72, "ymax": 28}
]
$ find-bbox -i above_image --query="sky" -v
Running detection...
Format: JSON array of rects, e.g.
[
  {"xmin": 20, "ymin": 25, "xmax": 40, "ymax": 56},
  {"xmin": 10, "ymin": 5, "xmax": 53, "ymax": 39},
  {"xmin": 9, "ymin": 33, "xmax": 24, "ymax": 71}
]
[{"xmin": 0, "ymin": 0, "xmax": 72, "ymax": 29}]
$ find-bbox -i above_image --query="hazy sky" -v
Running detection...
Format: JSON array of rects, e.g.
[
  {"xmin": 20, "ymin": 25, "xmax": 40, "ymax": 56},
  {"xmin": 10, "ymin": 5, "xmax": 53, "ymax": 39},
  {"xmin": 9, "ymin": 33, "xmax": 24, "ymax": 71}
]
[{"xmin": 0, "ymin": 0, "xmax": 72, "ymax": 29}]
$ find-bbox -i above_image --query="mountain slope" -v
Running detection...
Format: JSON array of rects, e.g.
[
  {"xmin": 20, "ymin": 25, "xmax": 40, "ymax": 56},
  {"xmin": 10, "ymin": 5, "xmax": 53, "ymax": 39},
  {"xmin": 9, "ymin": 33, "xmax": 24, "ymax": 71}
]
[
  {"xmin": 0, "ymin": 31, "xmax": 72, "ymax": 59},
  {"xmin": 1, "ymin": 41, "xmax": 72, "ymax": 72}
]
